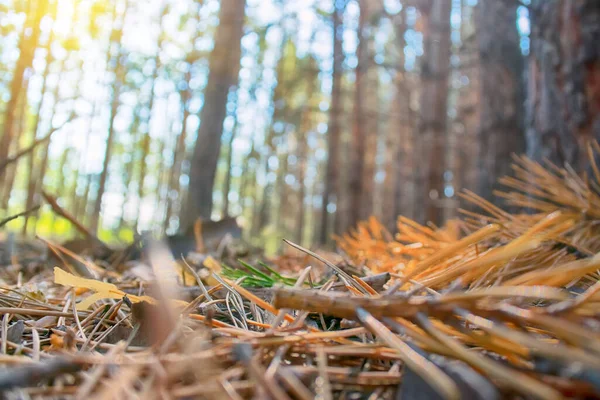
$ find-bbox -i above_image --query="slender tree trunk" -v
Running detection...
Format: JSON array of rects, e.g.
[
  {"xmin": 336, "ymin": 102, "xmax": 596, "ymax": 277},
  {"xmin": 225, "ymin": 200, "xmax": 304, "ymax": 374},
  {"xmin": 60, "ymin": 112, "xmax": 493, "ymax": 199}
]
[
  {"xmin": 348, "ymin": 3, "xmax": 368, "ymax": 228},
  {"xmin": 417, "ymin": 0, "xmax": 452, "ymax": 225},
  {"xmin": 221, "ymin": 117, "xmax": 238, "ymax": 218},
  {"xmin": 296, "ymin": 66, "xmax": 317, "ymax": 245},
  {"xmin": 476, "ymin": 0, "xmax": 525, "ymax": 200},
  {"xmin": 163, "ymin": 78, "xmax": 191, "ymax": 232},
  {"xmin": 118, "ymin": 109, "xmax": 140, "ymax": 231},
  {"xmin": 185, "ymin": 0, "xmax": 246, "ymax": 226},
  {"xmin": 0, "ymin": 1, "xmax": 46, "ymax": 180},
  {"xmin": 135, "ymin": 4, "xmax": 167, "ymax": 231},
  {"xmin": 359, "ymin": 0, "xmax": 382, "ymax": 221},
  {"xmin": 255, "ymin": 36, "xmax": 289, "ymax": 235},
  {"xmin": 90, "ymin": 1, "xmax": 128, "ymax": 234},
  {"xmin": 22, "ymin": 21, "xmax": 56, "ymax": 233},
  {"xmin": 1, "ymin": 78, "xmax": 30, "ymax": 208},
  {"xmin": 383, "ymin": 7, "xmax": 408, "ymax": 233},
  {"xmin": 320, "ymin": 0, "xmax": 345, "ymax": 243},
  {"xmin": 457, "ymin": 0, "xmax": 480, "ymax": 200},
  {"xmin": 526, "ymin": 0, "xmax": 600, "ymax": 172}
]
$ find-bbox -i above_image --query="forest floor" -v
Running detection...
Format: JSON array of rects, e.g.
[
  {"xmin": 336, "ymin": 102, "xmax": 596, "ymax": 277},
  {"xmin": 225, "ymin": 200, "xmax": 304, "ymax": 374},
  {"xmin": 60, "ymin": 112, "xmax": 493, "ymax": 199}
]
[{"xmin": 1, "ymin": 154, "xmax": 600, "ymax": 399}]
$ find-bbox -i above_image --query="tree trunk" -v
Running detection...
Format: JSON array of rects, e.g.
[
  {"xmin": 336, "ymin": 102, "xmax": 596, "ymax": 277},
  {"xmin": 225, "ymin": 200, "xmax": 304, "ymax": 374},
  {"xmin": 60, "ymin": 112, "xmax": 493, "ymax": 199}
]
[
  {"xmin": 526, "ymin": 0, "xmax": 600, "ymax": 172},
  {"xmin": 164, "ymin": 73, "xmax": 191, "ymax": 232},
  {"xmin": 417, "ymin": 0, "xmax": 452, "ymax": 225},
  {"xmin": 0, "ymin": 1, "xmax": 46, "ymax": 180},
  {"xmin": 348, "ymin": 2, "xmax": 368, "ymax": 229},
  {"xmin": 221, "ymin": 116, "xmax": 238, "ymax": 218},
  {"xmin": 348, "ymin": 0, "xmax": 382, "ymax": 227},
  {"xmin": 185, "ymin": 0, "xmax": 246, "ymax": 226},
  {"xmin": 90, "ymin": 1, "xmax": 128, "ymax": 234},
  {"xmin": 383, "ymin": 7, "xmax": 408, "ymax": 233},
  {"xmin": 359, "ymin": 0, "xmax": 382, "ymax": 221},
  {"xmin": 476, "ymin": 0, "xmax": 525, "ymax": 200},
  {"xmin": 456, "ymin": 0, "xmax": 480, "ymax": 201},
  {"xmin": 320, "ymin": 0, "xmax": 345, "ymax": 244},
  {"xmin": 296, "ymin": 62, "xmax": 318, "ymax": 245}
]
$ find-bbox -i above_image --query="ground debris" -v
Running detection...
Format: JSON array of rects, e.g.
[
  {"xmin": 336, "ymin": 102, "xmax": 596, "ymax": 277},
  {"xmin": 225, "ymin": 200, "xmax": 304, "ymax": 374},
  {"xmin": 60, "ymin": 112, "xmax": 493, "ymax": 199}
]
[{"xmin": 1, "ymin": 154, "xmax": 600, "ymax": 399}]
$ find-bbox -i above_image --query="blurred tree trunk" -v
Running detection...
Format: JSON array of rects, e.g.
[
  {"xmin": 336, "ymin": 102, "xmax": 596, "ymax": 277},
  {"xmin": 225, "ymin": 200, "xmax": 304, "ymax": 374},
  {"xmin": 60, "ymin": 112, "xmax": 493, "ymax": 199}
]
[
  {"xmin": 320, "ymin": 0, "xmax": 345, "ymax": 244},
  {"xmin": 221, "ymin": 114, "xmax": 238, "ymax": 218},
  {"xmin": 0, "ymin": 0, "xmax": 46, "ymax": 186},
  {"xmin": 526, "ymin": 0, "xmax": 600, "ymax": 172},
  {"xmin": 185, "ymin": 0, "xmax": 246, "ymax": 226},
  {"xmin": 348, "ymin": 0, "xmax": 382, "ymax": 227},
  {"xmin": 383, "ymin": 7, "xmax": 408, "ymax": 233},
  {"xmin": 456, "ymin": 0, "xmax": 480, "ymax": 200},
  {"xmin": 90, "ymin": 1, "xmax": 129, "ymax": 234},
  {"xmin": 296, "ymin": 58, "xmax": 318, "ymax": 245},
  {"xmin": 359, "ymin": 0, "xmax": 382, "ymax": 221},
  {"xmin": 417, "ymin": 0, "xmax": 452, "ymax": 225},
  {"xmin": 119, "ymin": 108, "xmax": 141, "ymax": 231},
  {"xmin": 135, "ymin": 3, "xmax": 167, "ymax": 232},
  {"xmin": 1, "ymin": 78, "xmax": 30, "ymax": 208},
  {"xmin": 33, "ymin": 55, "xmax": 68, "ymax": 233},
  {"xmin": 164, "ymin": 70, "xmax": 192, "ymax": 232},
  {"xmin": 476, "ymin": 0, "xmax": 525, "ymax": 201},
  {"xmin": 256, "ymin": 36, "xmax": 289, "ymax": 236},
  {"xmin": 348, "ymin": 1, "xmax": 368, "ymax": 228}
]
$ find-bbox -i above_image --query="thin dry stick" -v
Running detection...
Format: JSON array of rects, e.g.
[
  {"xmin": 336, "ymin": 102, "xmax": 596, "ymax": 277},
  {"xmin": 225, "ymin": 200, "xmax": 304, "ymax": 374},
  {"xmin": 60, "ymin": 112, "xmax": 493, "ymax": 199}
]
[
  {"xmin": 0, "ymin": 205, "xmax": 41, "ymax": 228},
  {"xmin": 283, "ymin": 239, "xmax": 369, "ymax": 295},
  {"xmin": 356, "ymin": 308, "xmax": 460, "ymax": 400},
  {"xmin": 414, "ymin": 313, "xmax": 562, "ymax": 400}
]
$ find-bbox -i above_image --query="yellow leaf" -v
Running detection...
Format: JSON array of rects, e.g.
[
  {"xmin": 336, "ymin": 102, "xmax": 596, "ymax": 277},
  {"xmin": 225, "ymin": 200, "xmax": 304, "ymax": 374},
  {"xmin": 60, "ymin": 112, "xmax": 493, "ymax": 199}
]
[{"xmin": 54, "ymin": 267, "xmax": 156, "ymax": 310}]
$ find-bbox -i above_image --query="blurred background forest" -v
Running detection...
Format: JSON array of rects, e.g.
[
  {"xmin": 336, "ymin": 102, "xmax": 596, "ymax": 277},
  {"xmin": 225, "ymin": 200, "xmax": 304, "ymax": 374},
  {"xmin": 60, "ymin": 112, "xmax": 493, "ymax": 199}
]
[{"xmin": 0, "ymin": 0, "xmax": 599, "ymax": 252}]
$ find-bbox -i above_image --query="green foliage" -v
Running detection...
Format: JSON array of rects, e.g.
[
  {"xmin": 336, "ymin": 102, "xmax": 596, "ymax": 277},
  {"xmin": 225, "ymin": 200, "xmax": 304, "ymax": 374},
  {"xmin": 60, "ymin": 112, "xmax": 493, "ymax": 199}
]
[{"xmin": 221, "ymin": 259, "xmax": 301, "ymax": 288}]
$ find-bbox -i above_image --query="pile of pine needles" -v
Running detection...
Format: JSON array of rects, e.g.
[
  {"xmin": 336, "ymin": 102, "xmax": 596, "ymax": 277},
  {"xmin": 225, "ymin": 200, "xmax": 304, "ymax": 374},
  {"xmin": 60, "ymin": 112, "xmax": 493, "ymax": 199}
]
[{"xmin": 2, "ymin": 149, "xmax": 600, "ymax": 399}]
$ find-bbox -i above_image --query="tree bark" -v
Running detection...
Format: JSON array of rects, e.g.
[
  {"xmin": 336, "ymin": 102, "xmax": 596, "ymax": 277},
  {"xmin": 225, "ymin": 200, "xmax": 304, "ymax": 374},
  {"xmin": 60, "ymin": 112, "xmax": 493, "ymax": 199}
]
[
  {"xmin": 526, "ymin": 0, "xmax": 600, "ymax": 172},
  {"xmin": 476, "ymin": 0, "xmax": 525, "ymax": 201},
  {"xmin": 417, "ymin": 0, "xmax": 452, "ymax": 225},
  {"xmin": 184, "ymin": 0, "xmax": 246, "ymax": 226}
]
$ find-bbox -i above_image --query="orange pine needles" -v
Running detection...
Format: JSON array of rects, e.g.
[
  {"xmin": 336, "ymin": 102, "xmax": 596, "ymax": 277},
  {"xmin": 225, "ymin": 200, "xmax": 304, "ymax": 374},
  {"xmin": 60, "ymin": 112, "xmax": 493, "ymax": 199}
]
[{"xmin": 336, "ymin": 144, "xmax": 600, "ymax": 292}]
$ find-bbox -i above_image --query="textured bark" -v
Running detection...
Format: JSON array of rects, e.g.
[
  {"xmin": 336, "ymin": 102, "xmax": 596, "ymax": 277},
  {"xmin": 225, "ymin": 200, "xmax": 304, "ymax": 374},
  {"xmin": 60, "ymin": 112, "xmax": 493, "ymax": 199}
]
[
  {"xmin": 320, "ymin": 0, "xmax": 345, "ymax": 243},
  {"xmin": 476, "ymin": 0, "xmax": 525, "ymax": 201},
  {"xmin": 526, "ymin": 0, "xmax": 600, "ymax": 172},
  {"xmin": 185, "ymin": 0, "xmax": 245, "ymax": 226},
  {"xmin": 417, "ymin": 0, "xmax": 452, "ymax": 225}
]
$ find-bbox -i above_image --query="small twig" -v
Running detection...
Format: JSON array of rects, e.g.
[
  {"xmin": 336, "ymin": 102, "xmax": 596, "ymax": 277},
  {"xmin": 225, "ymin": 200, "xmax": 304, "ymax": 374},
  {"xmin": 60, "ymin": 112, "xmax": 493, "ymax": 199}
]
[
  {"xmin": 0, "ymin": 128, "xmax": 59, "ymax": 172},
  {"xmin": 0, "ymin": 205, "xmax": 41, "ymax": 228},
  {"xmin": 283, "ymin": 239, "xmax": 369, "ymax": 295}
]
